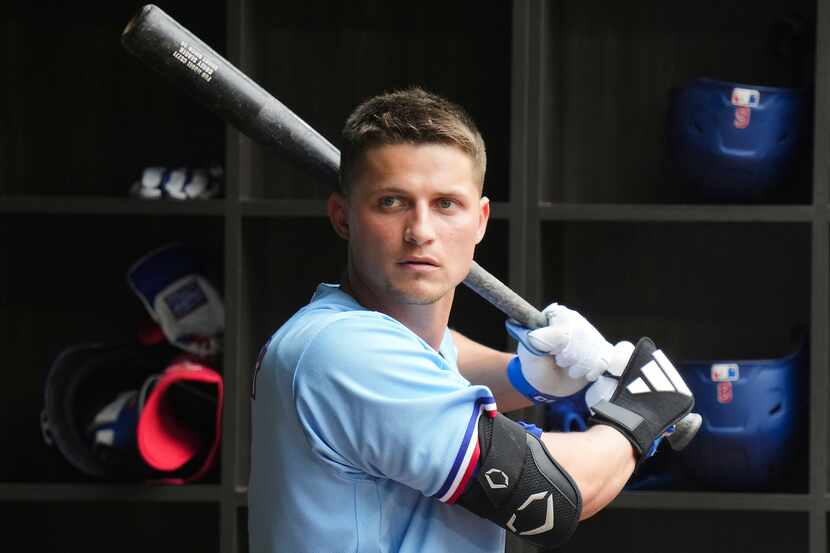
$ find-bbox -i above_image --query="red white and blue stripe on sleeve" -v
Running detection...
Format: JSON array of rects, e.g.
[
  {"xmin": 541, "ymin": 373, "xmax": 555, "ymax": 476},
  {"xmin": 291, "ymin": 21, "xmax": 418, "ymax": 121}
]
[{"xmin": 434, "ymin": 395, "xmax": 497, "ymax": 504}]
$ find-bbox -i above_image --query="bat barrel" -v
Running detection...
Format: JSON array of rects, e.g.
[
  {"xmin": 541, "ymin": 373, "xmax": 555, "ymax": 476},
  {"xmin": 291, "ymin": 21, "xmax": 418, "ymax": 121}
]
[{"xmin": 122, "ymin": 4, "xmax": 340, "ymax": 186}]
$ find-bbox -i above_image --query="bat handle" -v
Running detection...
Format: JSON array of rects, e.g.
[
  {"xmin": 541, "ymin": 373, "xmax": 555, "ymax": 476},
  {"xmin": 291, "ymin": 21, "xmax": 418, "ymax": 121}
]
[{"xmin": 462, "ymin": 260, "xmax": 701, "ymax": 451}]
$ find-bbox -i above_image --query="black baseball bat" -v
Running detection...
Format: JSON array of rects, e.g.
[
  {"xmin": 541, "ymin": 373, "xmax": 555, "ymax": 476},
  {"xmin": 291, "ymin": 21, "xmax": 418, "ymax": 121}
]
[
  {"xmin": 120, "ymin": 4, "xmax": 545, "ymax": 329},
  {"xmin": 121, "ymin": 4, "xmax": 700, "ymax": 450}
]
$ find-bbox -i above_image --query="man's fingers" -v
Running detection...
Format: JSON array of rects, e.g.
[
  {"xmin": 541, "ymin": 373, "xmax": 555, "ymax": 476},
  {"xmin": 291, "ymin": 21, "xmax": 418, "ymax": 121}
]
[
  {"xmin": 566, "ymin": 363, "xmax": 599, "ymax": 381},
  {"xmin": 527, "ymin": 324, "xmax": 570, "ymax": 354},
  {"xmin": 608, "ymin": 341, "xmax": 635, "ymax": 377},
  {"xmin": 585, "ymin": 375, "xmax": 618, "ymax": 410}
]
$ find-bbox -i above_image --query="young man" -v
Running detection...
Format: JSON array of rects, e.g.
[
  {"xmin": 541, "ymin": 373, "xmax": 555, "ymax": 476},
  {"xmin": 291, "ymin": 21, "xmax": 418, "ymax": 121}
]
[{"xmin": 248, "ymin": 88, "xmax": 694, "ymax": 552}]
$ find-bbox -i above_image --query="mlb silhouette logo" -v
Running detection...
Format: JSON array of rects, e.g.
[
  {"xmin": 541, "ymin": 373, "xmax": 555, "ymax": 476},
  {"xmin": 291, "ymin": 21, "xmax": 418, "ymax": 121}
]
[
  {"xmin": 731, "ymin": 87, "xmax": 760, "ymax": 108},
  {"xmin": 711, "ymin": 363, "xmax": 739, "ymax": 382}
]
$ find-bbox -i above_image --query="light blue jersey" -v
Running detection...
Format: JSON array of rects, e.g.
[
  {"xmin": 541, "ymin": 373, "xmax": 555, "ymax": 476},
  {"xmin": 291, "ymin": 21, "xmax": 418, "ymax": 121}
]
[{"xmin": 248, "ymin": 284, "xmax": 505, "ymax": 553}]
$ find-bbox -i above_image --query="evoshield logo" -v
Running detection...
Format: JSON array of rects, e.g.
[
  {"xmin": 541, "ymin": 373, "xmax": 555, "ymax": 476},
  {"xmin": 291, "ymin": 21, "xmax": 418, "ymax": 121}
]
[
  {"xmin": 485, "ymin": 469, "xmax": 509, "ymax": 489},
  {"xmin": 506, "ymin": 491, "xmax": 554, "ymax": 536}
]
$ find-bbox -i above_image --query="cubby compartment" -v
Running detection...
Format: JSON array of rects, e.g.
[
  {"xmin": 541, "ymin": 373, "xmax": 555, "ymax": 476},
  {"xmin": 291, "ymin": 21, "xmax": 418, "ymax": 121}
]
[
  {"xmin": 555, "ymin": 509, "xmax": 807, "ymax": 553},
  {"xmin": 0, "ymin": 501, "xmax": 219, "ymax": 552},
  {"xmin": 539, "ymin": 0, "xmax": 815, "ymax": 204},
  {"xmin": 0, "ymin": 214, "xmax": 224, "ymax": 482},
  {"xmin": 540, "ymin": 221, "xmax": 810, "ymax": 358},
  {"xmin": 1, "ymin": 2, "xmax": 226, "ymax": 198},
  {"xmin": 240, "ymin": 0, "xmax": 512, "ymax": 201},
  {"xmin": 539, "ymin": 221, "xmax": 810, "ymax": 493}
]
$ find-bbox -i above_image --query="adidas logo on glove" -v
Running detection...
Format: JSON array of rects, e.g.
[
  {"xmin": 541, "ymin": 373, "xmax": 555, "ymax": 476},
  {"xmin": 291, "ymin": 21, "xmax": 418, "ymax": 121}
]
[{"xmin": 624, "ymin": 348, "xmax": 692, "ymax": 397}]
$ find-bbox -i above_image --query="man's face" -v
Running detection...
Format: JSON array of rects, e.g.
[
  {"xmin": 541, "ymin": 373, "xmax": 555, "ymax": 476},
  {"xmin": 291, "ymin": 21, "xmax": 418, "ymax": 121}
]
[{"xmin": 334, "ymin": 142, "xmax": 489, "ymax": 307}]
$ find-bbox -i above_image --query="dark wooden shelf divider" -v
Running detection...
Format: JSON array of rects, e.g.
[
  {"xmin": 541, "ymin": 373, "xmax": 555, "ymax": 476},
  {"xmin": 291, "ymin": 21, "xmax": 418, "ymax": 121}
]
[
  {"xmin": 538, "ymin": 203, "xmax": 818, "ymax": 223},
  {"xmin": 0, "ymin": 196, "xmax": 227, "ymax": 216},
  {"xmin": 0, "ymin": 483, "xmax": 221, "ymax": 503},
  {"xmin": 614, "ymin": 491, "xmax": 812, "ymax": 513}
]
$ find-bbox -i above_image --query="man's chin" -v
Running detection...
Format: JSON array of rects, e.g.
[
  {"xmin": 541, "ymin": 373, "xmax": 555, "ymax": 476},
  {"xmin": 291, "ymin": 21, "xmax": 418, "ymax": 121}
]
[{"xmin": 387, "ymin": 282, "xmax": 451, "ymax": 306}]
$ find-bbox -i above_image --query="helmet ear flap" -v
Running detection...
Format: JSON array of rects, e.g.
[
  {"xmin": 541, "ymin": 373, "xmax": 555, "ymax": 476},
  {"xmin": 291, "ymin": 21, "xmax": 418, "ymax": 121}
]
[{"xmin": 44, "ymin": 344, "xmax": 115, "ymax": 479}]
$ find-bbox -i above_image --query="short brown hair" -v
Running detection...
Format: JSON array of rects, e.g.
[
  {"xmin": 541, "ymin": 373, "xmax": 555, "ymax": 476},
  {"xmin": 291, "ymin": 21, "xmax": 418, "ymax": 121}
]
[{"xmin": 339, "ymin": 87, "xmax": 487, "ymax": 195}]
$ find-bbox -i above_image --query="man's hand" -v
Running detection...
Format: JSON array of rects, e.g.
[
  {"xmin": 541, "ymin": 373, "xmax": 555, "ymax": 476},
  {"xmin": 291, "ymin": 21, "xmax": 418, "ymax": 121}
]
[
  {"xmin": 587, "ymin": 337, "xmax": 695, "ymax": 463},
  {"xmin": 508, "ymin": 342, "xmax": 589, "ymax": 402},
  {"xmin": 526, "ymin": 304, "xmax": 634, "ymax": 382},
  {"xmin": 505, "ymin": 303, "xmax": 634, "ymax": 404}
]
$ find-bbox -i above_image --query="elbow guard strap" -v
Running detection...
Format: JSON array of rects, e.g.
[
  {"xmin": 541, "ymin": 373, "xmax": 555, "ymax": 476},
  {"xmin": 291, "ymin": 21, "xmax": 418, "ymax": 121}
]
[{"xmin": 457, "ymin": 413, "xmax": 582, "ymax": 548}]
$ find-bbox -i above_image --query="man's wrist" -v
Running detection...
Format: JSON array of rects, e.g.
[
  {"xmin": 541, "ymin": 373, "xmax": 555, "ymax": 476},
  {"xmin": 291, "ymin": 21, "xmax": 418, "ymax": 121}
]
[
  {"xmin": 506, "ymin": 356, "xmax": 559, "ymax": 404},
  {"xmin": 589, "ymin": 424, "xmax": 638, "ymax": 465}
]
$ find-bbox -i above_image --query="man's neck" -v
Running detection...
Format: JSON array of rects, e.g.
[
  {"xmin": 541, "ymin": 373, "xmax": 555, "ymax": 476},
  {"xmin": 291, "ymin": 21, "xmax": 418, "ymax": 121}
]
[{"xmin": 341, "ymin": 270, "xmax": 452, "ymax": 352}]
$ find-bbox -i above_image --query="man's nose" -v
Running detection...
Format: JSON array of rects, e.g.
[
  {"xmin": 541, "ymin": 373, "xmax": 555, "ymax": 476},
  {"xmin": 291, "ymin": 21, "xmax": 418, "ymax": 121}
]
[{"xmin": 404, "ymin": 204, "xmax": 436, "ymax": 246}]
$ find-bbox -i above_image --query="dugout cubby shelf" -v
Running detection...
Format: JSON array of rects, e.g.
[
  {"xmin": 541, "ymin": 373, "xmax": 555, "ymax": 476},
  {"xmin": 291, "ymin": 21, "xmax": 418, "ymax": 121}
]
[
  {"xmin": 238, "ymin": 198, "xmax": 328, "ymax": 218},
  {"xmin": 0, "ymin": 501, "xmax": 220, "ymax": 553},
  {"xmin": 614, "ymin": 491, "xmax": 810, "ymax": 512},
  {"xmin": 537, "ymin": 203, "xmax": 816, "ymax": 223},
  {"xmin": 232, "ymin": 488, "xmax": 811, "ymax": 513},
  {"xmin": 0, "ymin": 213, "xmax": 224, "ymax": 484},
  {"xmin": 237, "ymin": 0, "xmax": 512, "ymax": 202},
  {"xmin": 0, "ymin": 483, "xmax": 221, "ymax": 503},
  {"xmin": 536, "ymin": 0, "xmax": 815, "ymax": 205},
  {"xmin": 0, "ymin": 196, "xmax": 227, "ymax": 216},
  {"xmin": 556, "ymin": 509, "xmax": 808, "ymax": 553},
  {"xmin": 6, "ymin": 1, "xmax": 830, "ymax": 552},
  {"xmin": 0, "ymin": 2, "xmax": 226, "ymax": 199}
]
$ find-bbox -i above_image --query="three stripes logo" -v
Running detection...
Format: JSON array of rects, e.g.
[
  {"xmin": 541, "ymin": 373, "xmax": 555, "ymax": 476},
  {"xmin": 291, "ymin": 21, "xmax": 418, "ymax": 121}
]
[{"xmin": 626, "ymin": 350, "xmax": 692, "ymax": 397}]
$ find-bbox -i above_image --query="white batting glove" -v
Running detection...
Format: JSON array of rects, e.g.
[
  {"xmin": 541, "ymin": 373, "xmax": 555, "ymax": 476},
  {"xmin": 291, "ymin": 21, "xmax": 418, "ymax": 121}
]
[
  {"xmin": 527, "ymin": 304, "xmax": 634, "ymax": 383},
  {"xmin": 507, "ymin": 342, "xmax": 590, "ymax": 403}
]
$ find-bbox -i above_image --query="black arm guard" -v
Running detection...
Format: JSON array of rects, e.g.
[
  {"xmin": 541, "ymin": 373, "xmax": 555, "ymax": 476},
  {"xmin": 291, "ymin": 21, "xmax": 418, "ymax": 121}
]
[{"xmin": 457, "ymin": 413, "xmax": 581, "ymax": 548}]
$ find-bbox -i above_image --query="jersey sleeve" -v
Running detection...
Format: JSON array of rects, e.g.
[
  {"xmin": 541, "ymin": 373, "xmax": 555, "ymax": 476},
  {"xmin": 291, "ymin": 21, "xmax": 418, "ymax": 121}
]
[{"xmin": 292, "ymin": 313, "xmax": 497, "ymax": 504}]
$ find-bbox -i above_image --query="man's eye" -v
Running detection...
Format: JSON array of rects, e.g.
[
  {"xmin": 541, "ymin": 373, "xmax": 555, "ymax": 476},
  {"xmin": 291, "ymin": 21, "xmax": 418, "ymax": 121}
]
[
  {"xmin": 380, "ymin": 196, "xmax": 401, "ymax": 208},
  {"xmin": 437, "ymin": 199, "xmax": 456, "ymax": 209}
]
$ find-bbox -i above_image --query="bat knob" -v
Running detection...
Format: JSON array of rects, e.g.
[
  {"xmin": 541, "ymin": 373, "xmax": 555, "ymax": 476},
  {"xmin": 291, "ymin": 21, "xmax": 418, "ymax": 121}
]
[
  {"xmin": 122, "ymin": 4, "xmax": 156, "ymax": 40},
  {"xmin": 665, "ymin": 412, "xmax": 703, "ymax": 451}
]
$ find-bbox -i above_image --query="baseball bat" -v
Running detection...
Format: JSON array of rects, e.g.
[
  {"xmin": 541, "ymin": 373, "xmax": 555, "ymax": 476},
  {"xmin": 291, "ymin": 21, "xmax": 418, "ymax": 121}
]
[{"xmin": 121, "ymin": 4, "xmax": 700, "ymax": 450}]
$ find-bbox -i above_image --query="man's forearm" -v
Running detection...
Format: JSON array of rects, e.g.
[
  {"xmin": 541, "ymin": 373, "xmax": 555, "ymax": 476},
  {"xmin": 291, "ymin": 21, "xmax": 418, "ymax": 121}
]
[
  {"xmin": 450, "ymin": 329, "xmax": 533, "ymax": 412},
  {"xmin": 540, "ymin": 425, "xmax": 636, "ymax": 519}
]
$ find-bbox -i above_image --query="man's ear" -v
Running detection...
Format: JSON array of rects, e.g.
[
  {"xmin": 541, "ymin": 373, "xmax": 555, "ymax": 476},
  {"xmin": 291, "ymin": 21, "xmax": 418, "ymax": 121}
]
[
  {"xmin": 475, "ymin": 196, "xmax": 491, "ymax": 244},
  {"xmin": 328, "ymin": 192, "xmax": 350, "ymax": 240}
]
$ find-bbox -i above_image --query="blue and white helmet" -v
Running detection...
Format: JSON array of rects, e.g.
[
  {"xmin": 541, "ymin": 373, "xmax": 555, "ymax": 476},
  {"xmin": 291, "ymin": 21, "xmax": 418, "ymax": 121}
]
[{"xmin": 667, "ymin": 78, "xmax": 806, "ymax": 202}]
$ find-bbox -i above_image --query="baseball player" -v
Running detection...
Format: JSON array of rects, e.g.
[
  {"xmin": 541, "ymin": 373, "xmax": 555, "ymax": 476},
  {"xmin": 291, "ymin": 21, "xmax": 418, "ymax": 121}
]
[{"xmin": 248, "ymin": 88, "xmax": 695, "ymax": 552}]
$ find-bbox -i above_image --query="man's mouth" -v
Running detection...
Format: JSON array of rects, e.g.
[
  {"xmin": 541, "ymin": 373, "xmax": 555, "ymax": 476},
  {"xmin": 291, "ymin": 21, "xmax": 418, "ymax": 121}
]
[{"xmin": 399, "ymin": 256, "xmax": 440, "ymax": 268}]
